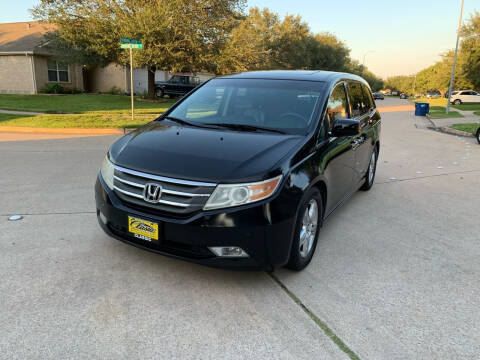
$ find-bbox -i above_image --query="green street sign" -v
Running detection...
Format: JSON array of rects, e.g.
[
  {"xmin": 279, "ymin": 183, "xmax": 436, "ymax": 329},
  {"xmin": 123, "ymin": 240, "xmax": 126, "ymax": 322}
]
[
  {"xmin": 121, "ymin": 37, "xmax": 142, "ymax": 45},
  {"xmin": 121, "ymin": 43, "xmax": 143, "ymax": 49}
]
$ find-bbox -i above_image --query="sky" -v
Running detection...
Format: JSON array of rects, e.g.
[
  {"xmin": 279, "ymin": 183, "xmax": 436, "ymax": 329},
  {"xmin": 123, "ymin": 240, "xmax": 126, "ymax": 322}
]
[{"xmin": 1, "ymin": 0, "xmax": 478, "ymax": 79}]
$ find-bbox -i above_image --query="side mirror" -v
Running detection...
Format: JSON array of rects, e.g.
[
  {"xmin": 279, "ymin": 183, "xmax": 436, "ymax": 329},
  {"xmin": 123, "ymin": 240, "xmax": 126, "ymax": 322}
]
[{"xmin": 330, "ymin": 118, "xmax": 360, "ymax": 137}]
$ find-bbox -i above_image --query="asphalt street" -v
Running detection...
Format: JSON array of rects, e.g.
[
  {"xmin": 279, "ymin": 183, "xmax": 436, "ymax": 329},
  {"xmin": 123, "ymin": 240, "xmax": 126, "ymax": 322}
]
[{"xmin": 0, "ymin": 97, "xmax": 479, "ymax": 359}]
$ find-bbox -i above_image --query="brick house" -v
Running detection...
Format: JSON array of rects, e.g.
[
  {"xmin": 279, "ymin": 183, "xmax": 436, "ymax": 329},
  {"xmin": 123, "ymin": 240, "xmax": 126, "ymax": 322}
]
[
  {"xmin": 0, "ymin": 22, "xmax": 85, "ymax": 94},
  {"xmin": 0, "ymin": 21, "xmax": 215, "ymax": 95}
]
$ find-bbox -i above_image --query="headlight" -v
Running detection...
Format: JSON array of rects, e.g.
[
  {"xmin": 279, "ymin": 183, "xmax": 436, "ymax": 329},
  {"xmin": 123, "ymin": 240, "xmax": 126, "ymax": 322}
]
[
  {"xmin": 204, "ymin": 175, "xmax": 282, "ymax": 210},
  {"xmin": 100, "ymin": 155, "xmax": 114, "ymax": 190}
]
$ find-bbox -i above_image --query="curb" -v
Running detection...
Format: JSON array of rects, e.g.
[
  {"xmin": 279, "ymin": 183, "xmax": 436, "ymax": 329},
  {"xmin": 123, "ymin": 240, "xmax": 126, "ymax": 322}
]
[
  {"xmin": 425, "ymin": 114, "xmax": 437, "ymax": 128},
  {"xmin": 437, "ymin": 126, "xmax": 474, "ymax": 138},
  {"xmin": 0, "ymin": 126, "xmax": 135, "ymax": 135},
  {"xmin": 425, "ymin": 114, "xmax": 475, "ymax": 138}
]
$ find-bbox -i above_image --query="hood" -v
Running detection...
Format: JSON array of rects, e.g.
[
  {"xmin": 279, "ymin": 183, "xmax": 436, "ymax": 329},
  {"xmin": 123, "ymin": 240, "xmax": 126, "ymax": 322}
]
[{"xmin": 110, "ymin": 121, "xmax": 304, "ymax": 183}]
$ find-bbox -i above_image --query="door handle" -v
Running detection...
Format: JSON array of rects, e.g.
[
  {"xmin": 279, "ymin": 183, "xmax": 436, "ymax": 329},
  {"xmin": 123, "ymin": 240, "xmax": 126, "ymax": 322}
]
[{"xmin": 351, "ymin": 136, "xmax": 365, "ymax": 149}]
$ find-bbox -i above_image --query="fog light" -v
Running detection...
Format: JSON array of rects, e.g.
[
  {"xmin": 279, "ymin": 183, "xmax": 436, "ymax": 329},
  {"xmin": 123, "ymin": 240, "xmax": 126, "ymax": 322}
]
[
  {"xmin": 208, "ymin": 246, "xmax": 249, "ymax": 258},
  {"xmin": 99, "ymin": 211, "xmax": 108, "ymax": 225}
]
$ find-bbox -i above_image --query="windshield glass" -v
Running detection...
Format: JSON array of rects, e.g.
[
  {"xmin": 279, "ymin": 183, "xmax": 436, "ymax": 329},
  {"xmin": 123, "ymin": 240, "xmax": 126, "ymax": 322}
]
[{"xmin": 167, "ymin": 78, "xmax": 325, "ymax": 135}]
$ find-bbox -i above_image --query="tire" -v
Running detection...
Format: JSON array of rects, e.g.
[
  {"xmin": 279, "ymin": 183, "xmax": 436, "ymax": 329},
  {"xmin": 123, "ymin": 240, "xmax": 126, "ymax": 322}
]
[
  {"xmin": 285, "ymin": 188, "xmax": 323, "ymax": 271},
  {"xmin": 360, "ymin": 147, "xmax": 378, "ymax": 191},
  {"xmin": 453, "ymin": 99, "xmax": 461, "ymax": 105},
  {"xmin": 476, "ymin": 127, "xmax": 480, "ymax": 144},
  {"xmin": 155, "ymin": 88, "xmax": 164, "ymax": 98}
]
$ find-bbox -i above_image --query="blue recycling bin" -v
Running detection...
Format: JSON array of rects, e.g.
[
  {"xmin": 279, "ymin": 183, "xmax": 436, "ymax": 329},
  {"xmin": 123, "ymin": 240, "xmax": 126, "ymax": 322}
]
[{"xmin": 415, "ymin": 102, "xmax": 430, "ymax": 116}]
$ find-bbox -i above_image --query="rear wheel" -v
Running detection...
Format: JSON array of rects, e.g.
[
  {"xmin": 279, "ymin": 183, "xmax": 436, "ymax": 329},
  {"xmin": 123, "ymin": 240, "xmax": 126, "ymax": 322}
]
[
  {"xmin": 453, "ymin": 99, "xmax": 462, "ymax": 105},
  {"xmin": 360, "ymin": 147, "xmax": 377, "ymax": 191},
  {"xmin": 285, "ymin": 188, "xmax": 323, "ymax": 271},
  {"xmin": 476, "ymin": 127, "xmax": 480, "ymax": 144},
  {"xmin": 155, "ymin": 88, "xmax": 164, "ymax": 98}
]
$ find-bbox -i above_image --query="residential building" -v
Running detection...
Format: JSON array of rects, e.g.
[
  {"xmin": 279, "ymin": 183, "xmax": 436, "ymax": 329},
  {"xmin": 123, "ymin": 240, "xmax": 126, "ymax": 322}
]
[{"xmin": 0, "ymin": 21, "xmax": 84, "ymax": 94}]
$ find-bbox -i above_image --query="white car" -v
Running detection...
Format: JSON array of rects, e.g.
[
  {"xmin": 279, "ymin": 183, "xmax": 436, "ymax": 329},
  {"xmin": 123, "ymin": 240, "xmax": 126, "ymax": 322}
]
[{"xmin": 450, "ymin": 90, "xmax": 480, "ymax": 105}]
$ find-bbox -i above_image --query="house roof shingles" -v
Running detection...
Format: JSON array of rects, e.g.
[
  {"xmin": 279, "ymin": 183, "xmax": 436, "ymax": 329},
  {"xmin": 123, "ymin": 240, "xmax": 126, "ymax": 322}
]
[{"xmin": 0, "ymin": 21, "xmax": 56, "ymax": 54}]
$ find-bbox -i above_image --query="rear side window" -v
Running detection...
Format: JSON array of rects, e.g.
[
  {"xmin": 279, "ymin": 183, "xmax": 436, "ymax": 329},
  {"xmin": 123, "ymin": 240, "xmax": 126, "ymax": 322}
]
[
  {"xmin": 347, "ymin": 82, "xmax": 367, "ymax": 117},
  {"xmin": 361, "ymin": 84, "xmax": 374, "ymax": 111},
  {"xmin": 326, "ymin": 83, "xmax": 349, "ymax": 128}
]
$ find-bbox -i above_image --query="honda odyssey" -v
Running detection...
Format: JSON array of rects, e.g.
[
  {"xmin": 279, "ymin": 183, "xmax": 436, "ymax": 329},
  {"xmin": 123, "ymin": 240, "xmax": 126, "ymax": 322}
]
[{"xmin": 95, "ymin": 70, "xmax": 381, "ymax": 270}]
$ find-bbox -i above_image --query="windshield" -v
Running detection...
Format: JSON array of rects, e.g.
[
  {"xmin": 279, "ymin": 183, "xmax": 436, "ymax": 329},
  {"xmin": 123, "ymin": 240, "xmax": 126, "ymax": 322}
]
[{"xmin": 167, "ymin": 78, "xmax": 325, "ymax": 135}]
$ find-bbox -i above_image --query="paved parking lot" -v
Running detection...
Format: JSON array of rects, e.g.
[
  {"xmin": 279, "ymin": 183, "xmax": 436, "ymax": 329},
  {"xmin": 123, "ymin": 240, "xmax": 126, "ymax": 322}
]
[{"xmin": 1, "ymin": 98, "xmax": 479, "ymax": 359}]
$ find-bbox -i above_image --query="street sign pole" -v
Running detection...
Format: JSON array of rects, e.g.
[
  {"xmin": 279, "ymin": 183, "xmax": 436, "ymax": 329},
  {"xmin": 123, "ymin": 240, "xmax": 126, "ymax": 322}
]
[
  {"xmin": 130, "ymin": 47, "xmax": 134, "ymax": 122},
  {"xmin": 121, "ymin": 38, "xmax": 143, "ymax": 122}
]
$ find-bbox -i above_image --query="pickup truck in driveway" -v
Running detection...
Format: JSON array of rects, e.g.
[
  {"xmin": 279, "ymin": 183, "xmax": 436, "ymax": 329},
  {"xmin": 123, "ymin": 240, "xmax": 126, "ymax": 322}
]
[{"xmin": 155, "ymin": 75, "xmax": 201, "ymax": 98}]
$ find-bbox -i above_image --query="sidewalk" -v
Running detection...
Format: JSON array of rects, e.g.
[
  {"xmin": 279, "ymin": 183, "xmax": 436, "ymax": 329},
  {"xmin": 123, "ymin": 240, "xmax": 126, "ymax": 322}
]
[
  {"xmin": 429, "ymin": 108, "xmax": 480, "ymax": 128},
  {"xmin": 0, "ymin": 109, "xmax": 45, "ymax": 116}
]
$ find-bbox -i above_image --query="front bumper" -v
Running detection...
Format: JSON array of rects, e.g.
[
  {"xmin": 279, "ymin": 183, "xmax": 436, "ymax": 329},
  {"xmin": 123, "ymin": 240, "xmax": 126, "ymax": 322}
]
[{"xmin": 95, "ymin": 176, "xmax": 296, "ymax": 270}]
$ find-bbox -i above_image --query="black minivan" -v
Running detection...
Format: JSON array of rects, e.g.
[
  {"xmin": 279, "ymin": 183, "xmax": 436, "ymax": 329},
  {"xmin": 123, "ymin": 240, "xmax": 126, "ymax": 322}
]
[{"xmin": 95, "ymin": 71, "xmax": 381, "ymax": 271}]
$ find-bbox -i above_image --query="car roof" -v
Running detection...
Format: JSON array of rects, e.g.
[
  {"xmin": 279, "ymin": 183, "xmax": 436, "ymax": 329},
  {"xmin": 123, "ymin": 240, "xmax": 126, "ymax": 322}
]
[{"xmin": 218, "ymin": 70, "xmax": 369, "ymax": 86}]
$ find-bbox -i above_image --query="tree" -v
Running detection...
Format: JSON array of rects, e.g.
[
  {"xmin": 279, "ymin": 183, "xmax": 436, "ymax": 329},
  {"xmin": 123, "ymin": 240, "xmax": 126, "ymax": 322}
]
[
  {"xmin": 216, "ymin": 7, "xmax": 354, "ymax": 75},
  {"xmin": 461, "ymin": 11, "xmax": 480, "ymax": 89},
  {"xmin": 346, "ymin": 60, "xmax": 384, "ymax": 92},
  {"xmin": 42, "ymin": 31, "xmax": 110, "ymax": 68},
  {"xmin": 384, "ymin": 75, "xmax": 415, "ymax": 94},
  {"xmin": 33, "ymin": 0, "xmax": 246, "ymax": 97}
]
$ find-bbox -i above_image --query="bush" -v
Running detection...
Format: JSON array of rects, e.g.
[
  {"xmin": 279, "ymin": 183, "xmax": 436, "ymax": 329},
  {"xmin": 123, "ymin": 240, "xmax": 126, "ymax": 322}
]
[
  {"xmin": 108, "ymin": 86, "xmax": 122, "ymax": 95},
  {"xmin": 41, "ymin": 83, "xmax": 64, "ymax": 94}
]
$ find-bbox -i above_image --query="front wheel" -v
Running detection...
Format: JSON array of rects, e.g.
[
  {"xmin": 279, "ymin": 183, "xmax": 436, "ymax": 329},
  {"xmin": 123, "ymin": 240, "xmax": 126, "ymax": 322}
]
[
  {"xmin": 453, "ymin": 99, "xmax": 462, "ymax": 105},
  {"xmin": 360, "ymin": 148, "xmax": 377, "ymax": 191},
  {"xmin": 285, "ymin": 188, "xmax": 323, "ymax": 271},
  {"xmin": 476, "ymin": 127, "xmax": 480, "ymax": 144}
]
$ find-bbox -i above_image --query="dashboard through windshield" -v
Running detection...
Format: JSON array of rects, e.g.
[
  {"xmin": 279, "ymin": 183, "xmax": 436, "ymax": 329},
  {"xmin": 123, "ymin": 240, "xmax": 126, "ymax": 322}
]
[{"xmin": 167, "ymin": 78, "xmax": 325, "ymax": 135}]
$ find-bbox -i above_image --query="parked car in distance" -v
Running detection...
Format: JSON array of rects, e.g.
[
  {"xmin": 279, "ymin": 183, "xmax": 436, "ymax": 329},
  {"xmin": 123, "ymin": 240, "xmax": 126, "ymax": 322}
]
[
  {"xmin": 96, "ymin": 70, "xmax": 381, "ymax": 271},
  {"xmin": 391, "ymin": 90, "xmax": 399, "ymax": 96},
  {"xmin": 373, "ymin": 92, "xmax": 384, "ymax": 100},
  {"xmin": 155, "ymin": 74, "xmax": 201, "ymax": 98},
  {"xmin": 400, "ymin": 92, "xmax": 407, "ymax": 99},
  {"xmin": 426, "ymin": 90, "xmax": 441, "ymax": 99},
  {"xmin": 450, "ymin": 90, "xmax": 480, "ymax": 105},
  {"xmin": 444, "ymin": 90, "xmax": 457, "ymax": 98}
]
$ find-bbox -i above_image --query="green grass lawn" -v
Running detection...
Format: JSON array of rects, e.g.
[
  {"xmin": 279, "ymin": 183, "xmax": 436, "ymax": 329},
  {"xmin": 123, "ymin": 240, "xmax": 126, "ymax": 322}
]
[
  {"xmin": 454, "ymin": 104, "xmax": 480, "ymax": 111},
  {"xmin": 0, "ymin": 94, "xmax": 175, "ymax": 113},
  {"xmin": 0, "ymin": 112, "xmax": 162, "ymax": 128},
  {"xmin": 0, "ymin": 94, "xmax": 176, "ymax": 128},
  {"xmin": 414, "ymin": 97, "xmax": 480, "ymax": 111},
  {"xmin": 450, "ymin": 123, "xmax": 480, "ymax": 134},
  {"xmin": 414, "ymin": 97, "xmax": 447, "ymax": 107},
  {"xmin": 428, "ymin": 106, "xmax": 464, "ymax": 119}
]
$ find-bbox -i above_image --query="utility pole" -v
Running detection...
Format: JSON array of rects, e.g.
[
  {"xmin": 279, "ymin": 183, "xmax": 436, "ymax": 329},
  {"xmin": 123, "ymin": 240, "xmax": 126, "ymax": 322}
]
[
  {"xmin": 412, "ymin": 74, "xmax": 417, "ymax": 96},
  {"xmin": 446, "ymin": 0, "xmax": 464, "ymax": 114}
]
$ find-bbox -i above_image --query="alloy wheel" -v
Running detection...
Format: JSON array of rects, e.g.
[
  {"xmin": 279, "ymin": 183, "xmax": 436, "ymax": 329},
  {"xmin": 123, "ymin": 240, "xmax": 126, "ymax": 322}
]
[
  {"xmin": 368, "ymin": 151, "xmax": 376, "ymax": 185},
  {"xmin": 299, "ymin": 199, "xmax": 318, "ymax": 258}
]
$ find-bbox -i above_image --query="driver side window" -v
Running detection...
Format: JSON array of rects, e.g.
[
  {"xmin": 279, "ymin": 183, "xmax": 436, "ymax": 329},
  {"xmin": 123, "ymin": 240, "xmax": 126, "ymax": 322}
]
[{"xmin": 326, "ymin": 83, "xmax": 349, "ymax": 129}]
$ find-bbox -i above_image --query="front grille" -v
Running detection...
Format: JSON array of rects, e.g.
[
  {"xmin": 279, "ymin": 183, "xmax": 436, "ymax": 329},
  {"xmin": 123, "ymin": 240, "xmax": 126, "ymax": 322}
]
[{"xmin": 113, "ymin": 165, "xmax": 216, "ymax": 215}]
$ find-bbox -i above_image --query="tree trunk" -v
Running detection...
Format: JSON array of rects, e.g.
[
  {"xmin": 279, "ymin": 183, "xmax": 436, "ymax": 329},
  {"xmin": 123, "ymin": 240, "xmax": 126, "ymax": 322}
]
[{"xmin": 147, "ymin": 65, "xmax": 156, "ymax": 99}]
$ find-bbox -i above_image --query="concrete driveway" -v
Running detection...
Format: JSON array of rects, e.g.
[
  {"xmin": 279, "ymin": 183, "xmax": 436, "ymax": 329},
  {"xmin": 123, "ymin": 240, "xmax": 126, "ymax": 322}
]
[{"xmin": 1, "ymin": 97, "xmax": 479, "ymax": 359}]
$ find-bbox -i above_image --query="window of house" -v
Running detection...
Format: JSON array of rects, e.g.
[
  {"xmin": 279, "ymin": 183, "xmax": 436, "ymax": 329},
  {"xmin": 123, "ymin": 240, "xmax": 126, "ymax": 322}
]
[{"xmin": 47, "ymin": 60, "xmax": 69, "ymax": 82}]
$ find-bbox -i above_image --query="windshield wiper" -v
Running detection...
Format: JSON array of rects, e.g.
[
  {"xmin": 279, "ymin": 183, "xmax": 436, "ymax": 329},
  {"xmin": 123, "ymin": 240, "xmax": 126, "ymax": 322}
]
[
  {"xmin": 161, "ymin": 116, "xmax": 216, "ymax": 129},
  {"xmin": 205, "ymin": 123, "xmax": 286, "ymax": 134}
]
